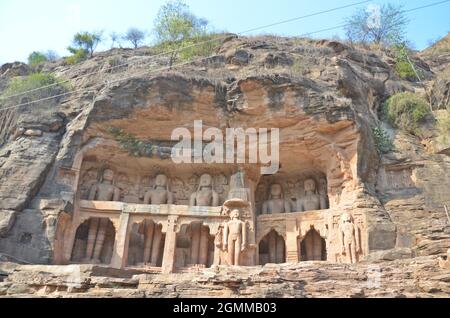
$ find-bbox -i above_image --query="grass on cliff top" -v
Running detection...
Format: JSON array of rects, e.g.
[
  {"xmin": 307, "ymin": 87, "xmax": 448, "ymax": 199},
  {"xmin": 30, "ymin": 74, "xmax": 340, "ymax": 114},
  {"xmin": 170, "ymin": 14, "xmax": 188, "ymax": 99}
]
[
  {"xmin": 0, "ymin": 72, "xmax": 70, "ymax": 106},
  {"xmin": 153, "ymin": 33, "xmax": 225, "ymax": 64},
  {"xmin": 384, "ymin": 92, "xmax": 431, "ymax": 135}
]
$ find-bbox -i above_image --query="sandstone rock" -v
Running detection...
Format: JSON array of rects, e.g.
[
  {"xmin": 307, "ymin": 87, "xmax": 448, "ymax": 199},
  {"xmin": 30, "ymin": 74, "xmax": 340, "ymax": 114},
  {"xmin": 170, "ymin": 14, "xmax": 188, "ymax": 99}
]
[
  {"xmin": 23, "ymin": 129, "xmax": 43, "ymax": 137},
  {"xmin": 225, "ymin": 49, "xmax": 251, "ymax": 65},
  {"xmin": 0, "ymin": 210, "xmax": 16, "ymax": 237},
  {"xmin": 0, "ymin": 256, "xmax": 448, "ymax": 298}
]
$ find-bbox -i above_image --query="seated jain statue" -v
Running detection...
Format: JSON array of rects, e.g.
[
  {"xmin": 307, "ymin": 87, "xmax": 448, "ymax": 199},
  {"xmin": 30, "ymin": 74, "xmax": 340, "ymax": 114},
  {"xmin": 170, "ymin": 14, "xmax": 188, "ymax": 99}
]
[
  {"xmin": 88, "ymin": 169, "xmax": 120, "ymax": 201},
  {"xmin": 262, "ymin": 183, "xmax": 291, "ymax": 214},
  {"xmin": 144, "ymin": 174, "xmax": 174, "ymax": 205},
  {"xmin": 190, "ymin": 174, "xmax": 219, "ymax": 207},
  {"xmin": 296, "ymin": 178, "xmax": 328, "ymax": 212}
]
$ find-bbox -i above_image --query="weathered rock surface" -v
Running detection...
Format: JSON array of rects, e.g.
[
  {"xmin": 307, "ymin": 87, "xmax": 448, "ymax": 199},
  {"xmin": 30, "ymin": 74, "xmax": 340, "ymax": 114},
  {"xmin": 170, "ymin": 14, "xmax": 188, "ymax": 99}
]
[{"xmin": 0, "ymin": 256, "xmax": 448, "ymax": 298}]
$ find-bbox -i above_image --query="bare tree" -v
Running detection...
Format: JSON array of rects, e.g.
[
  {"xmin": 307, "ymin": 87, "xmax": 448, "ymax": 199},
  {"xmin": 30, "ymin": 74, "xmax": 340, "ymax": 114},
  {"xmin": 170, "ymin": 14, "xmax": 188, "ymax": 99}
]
[
  {"xmin": 110, "ymin": 32, "xmax": 122, "ymax": 49},
  {"xmin": 124, "ymin": 28, "xmax": 146, "ymax": 49},
  {"xmin": 344, "ymin": 4, "xmax": 408, "ymax": 46}
]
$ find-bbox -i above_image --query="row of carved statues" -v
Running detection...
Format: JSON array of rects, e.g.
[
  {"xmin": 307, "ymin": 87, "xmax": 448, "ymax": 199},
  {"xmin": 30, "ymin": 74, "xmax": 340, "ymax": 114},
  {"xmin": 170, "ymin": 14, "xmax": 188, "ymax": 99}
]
[
  {"xmin": 87, "ymin": 169, "xmax": 329, "ymax": 213},
  {"xmin": 72, "ymin": 210, "xmax": 362, "ymax": 267},
  {"xmin": 88, "ymin": 170, "xmax": 221, "ymax": 206},
  {"xmin": 261, "ymin": 180, "xmax": 329, "ymax": 214}
]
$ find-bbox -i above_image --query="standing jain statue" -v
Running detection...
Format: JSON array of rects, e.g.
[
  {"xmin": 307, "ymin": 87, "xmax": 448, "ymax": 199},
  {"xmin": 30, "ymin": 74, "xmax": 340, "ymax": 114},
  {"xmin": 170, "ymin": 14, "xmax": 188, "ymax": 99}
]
[
  {"xmin": 296, "ymin": 178, "xmax": 328, "ymax": 212},
  {"xmin": 223, "ymin": 209, "xmax": 247, "ymax": 266},
  {"xmin": 262, "ymin": 183, "xmax": 291, "ymax": 214},
  {"xmin": 144, "ymin": 174, "xmax": 174, "ymax": 204},
  {"xmin": 88, "ymin": 169, "xmax": 121, "ymax": 201},
  {"xmin": 339, "ymin": 213, "xmax": 361, "ymax": 264},
  {"xmin": 190, "ymin": 174, "xmax": 219, "ymax": 207}
]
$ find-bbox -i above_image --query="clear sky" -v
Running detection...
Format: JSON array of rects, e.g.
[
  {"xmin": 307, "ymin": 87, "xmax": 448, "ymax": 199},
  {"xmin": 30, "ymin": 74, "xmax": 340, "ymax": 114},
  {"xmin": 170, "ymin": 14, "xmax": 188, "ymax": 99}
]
[{"xmin": 0, "ymin": 0, "xmax": 449, "ymax": 64}]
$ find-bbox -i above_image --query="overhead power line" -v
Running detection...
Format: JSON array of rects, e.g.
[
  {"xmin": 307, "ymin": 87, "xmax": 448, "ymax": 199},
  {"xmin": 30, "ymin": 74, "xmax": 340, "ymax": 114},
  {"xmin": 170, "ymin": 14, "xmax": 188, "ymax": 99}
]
[{"xmin": 0, "ymin": 0, "xmax": 372, "ymax": 101}]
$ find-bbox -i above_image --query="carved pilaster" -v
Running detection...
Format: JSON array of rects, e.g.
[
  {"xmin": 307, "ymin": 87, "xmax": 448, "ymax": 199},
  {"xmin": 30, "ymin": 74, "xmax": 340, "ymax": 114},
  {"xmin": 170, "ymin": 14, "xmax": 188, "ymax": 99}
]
[
  {"xmin": 285, "ymin": 218, "xmax": 299, "ymax": 263},
  {"xmin": 111, "ymin": 212, "xmax": 131, "ymax": 269},
  {"xmin": 162, "ymin": 216, "xmax": 178, "ymax": 273}
]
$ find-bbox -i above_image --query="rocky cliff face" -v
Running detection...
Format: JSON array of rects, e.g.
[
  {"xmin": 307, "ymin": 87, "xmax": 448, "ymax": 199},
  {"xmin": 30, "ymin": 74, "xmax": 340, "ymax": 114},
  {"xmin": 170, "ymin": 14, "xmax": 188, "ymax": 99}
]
[{"xmin": 0, "ymin": 35, "xmax": 449, "ymax": 297}]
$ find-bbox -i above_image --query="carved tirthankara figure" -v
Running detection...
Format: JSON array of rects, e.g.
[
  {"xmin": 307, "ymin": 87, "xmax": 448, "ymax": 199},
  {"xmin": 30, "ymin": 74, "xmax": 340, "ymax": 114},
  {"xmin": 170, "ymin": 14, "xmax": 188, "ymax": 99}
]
[
  {"xmin": 88, "ymin": 169, "xmax": 121, "ymax": 201},
  {"xmin": 318, "ymin": 178, "xmax": 330, "ymax": 208},
  {"xmin": 262, "ymin": 184, "xmax": 291, "ymax": 214},
  {"xmin": 144, "ymin": 174, "xmax": 174, "ymax": 205},
  {"xmin": 223, "ymin": 209, "xmax": 247, "ymax": 265},
  {"xmin": 339, "ymin": 213, "xmax": 360, "ymax": 264},
  {"xmin": 296, "ymin": 179, "xmax": 328, "ymax": 212},
  {"xmin": 190, "ymin": 174, "xmax": 219, "ymax": 207}
]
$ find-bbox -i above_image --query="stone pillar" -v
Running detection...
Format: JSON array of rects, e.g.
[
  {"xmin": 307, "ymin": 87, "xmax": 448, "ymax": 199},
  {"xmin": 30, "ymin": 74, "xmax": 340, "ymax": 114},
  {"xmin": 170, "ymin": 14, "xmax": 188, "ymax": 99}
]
[
  {"xmin": 276, "ymin": 236, "xmax": 285, "ymax": 263},
  {"xmin": 143, "ymin": 221, "xmax": 155, "ymax": 264},
  {"xmin": 285, "ymin": 219, "xmax": 299, "ymax": 263},
  {"xmin": 162, "ymin": 216, "xmax": 178, "ymax": 273},
  {"xmin": 199, "ymin": 226, "xmax": 209, "ymax": 266},
  {"xmin": 92, "ymin": 218, "xmax": 108, "ymax": 262},
  {"xmin": 268, "ymin": 232, "xmax": 277, "ymax": 263},
  {"xmin": 111, "ymin": 213, "xmax": 131, "ymax": 269},
  {"xmin": 85, "ymin": 218, "xmax": 99, "ymax": 260},
  {"xmin": 190, "ymin": 223, "xmax": 201, "ymax": 264},
  {"xmin": 150, "ymin": 225, "xmax": 162, "ymax": 265},
  {"xmin": 64, "ymin": 222, "xmax": 81, "ymax": 263}
]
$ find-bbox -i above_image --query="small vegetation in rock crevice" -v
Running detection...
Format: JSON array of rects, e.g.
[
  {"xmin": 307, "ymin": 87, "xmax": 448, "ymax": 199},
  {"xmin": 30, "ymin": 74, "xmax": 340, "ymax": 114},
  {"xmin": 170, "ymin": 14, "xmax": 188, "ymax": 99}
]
[
  {"xmin": 392, "ymin": 44, "xmax": 419, "ymax": 81},
  {"xmin": 107, "ymin": 127, "xmax": 174, "ymax": 159},
  {"xmin": 436, "ymin": 110, "xmax": 450, "ymax": 145},
  {"xmin": 0, "ymin": 72, "xmax": 69, "ymax": 105},
  {"xmin": 372, "ymin": 126, "xmax": 394, "ymax": 155},
  {"xmin": 384, "ymin": 92, "xmax": 431, "ymax": 135}
]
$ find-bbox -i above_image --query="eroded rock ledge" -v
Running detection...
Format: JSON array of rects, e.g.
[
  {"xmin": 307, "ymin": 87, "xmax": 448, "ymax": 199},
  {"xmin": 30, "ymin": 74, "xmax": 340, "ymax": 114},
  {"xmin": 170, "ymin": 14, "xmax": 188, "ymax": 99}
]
[{"xmin": 0, "ymin": 256, "xmax": 449, "ymax": 298}]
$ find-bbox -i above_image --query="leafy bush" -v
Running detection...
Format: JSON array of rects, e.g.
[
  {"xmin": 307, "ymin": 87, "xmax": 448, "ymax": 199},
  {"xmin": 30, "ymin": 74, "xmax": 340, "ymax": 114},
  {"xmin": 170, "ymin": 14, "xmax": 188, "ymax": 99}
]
[
  {"xmin": 385, "ymin": 92, "xmax": 430, "ymax": 134},
  {"xmin": 70, "ymin": 31, "xmax": 103, "ymax": 58},
  {"xmin": 373, "ymin": 126, "xmax": 394, "ymax": 154},
  {"xmin": 28, "ymin": 52, "xmax": 48, "ymax": 68},
  {"xmin": 154, "ymin": 33, "xmax": 220, "ymax": 63},
  {"xmin": 65, "ymin": 31, "xmax": 102, "ymax": 64},
  {"xmin": 392, "ymin": 43, "xmax": 418, "ymax": 80},
  {"xmin": 395, "ymin": 60, "xmax": 416, "ymax": 80},
  {"xmin": 0, "ymin": 72, "xmax": 69, "ymax": 104},
  {"xmin": 65, "ymin": 48, "xmax": 88, "ymax": 65}
]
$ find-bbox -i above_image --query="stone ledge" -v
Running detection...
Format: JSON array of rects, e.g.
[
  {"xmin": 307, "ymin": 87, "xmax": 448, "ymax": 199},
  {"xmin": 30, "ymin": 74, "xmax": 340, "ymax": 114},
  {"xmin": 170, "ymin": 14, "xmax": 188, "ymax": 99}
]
[{"xmin": 1, "ymin": 256, "xmax": 449, "ymax": 298}]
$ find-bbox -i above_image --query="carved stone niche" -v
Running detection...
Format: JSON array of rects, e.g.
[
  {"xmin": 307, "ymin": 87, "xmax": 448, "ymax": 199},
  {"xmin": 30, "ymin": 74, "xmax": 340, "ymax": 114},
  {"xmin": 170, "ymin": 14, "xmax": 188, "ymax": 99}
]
[
  {"xmin": 78, "ymin": 164, "xmax": 123, "ymax": 202},
  {"xmin": 127, "ymin": 219, "xmax": 165, "ymax": 267},
  {"xmin": 256, "ymin": 171, "xmax": 330, "ymax": 215},
  {"xmin": 189, "ymin": 173, "xmax": 229, "ymax": 207},
  {"xmin": 327, "ymin": 212, "xmax": 365, "ymax": 264},
  {"xmin": 298, "ymin": 226, "xmax": 327, "ymax": 261},
  {"xmin": 219, "ymin": 199, "xmax": 256, "ymax": 266},
  {"xmin": 70, "ymin": 217, "xmax": 116, "ymax": 265},
  {"xmin": 377, "ymin": 165, "xmax": 417, "ymax": 193}
]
